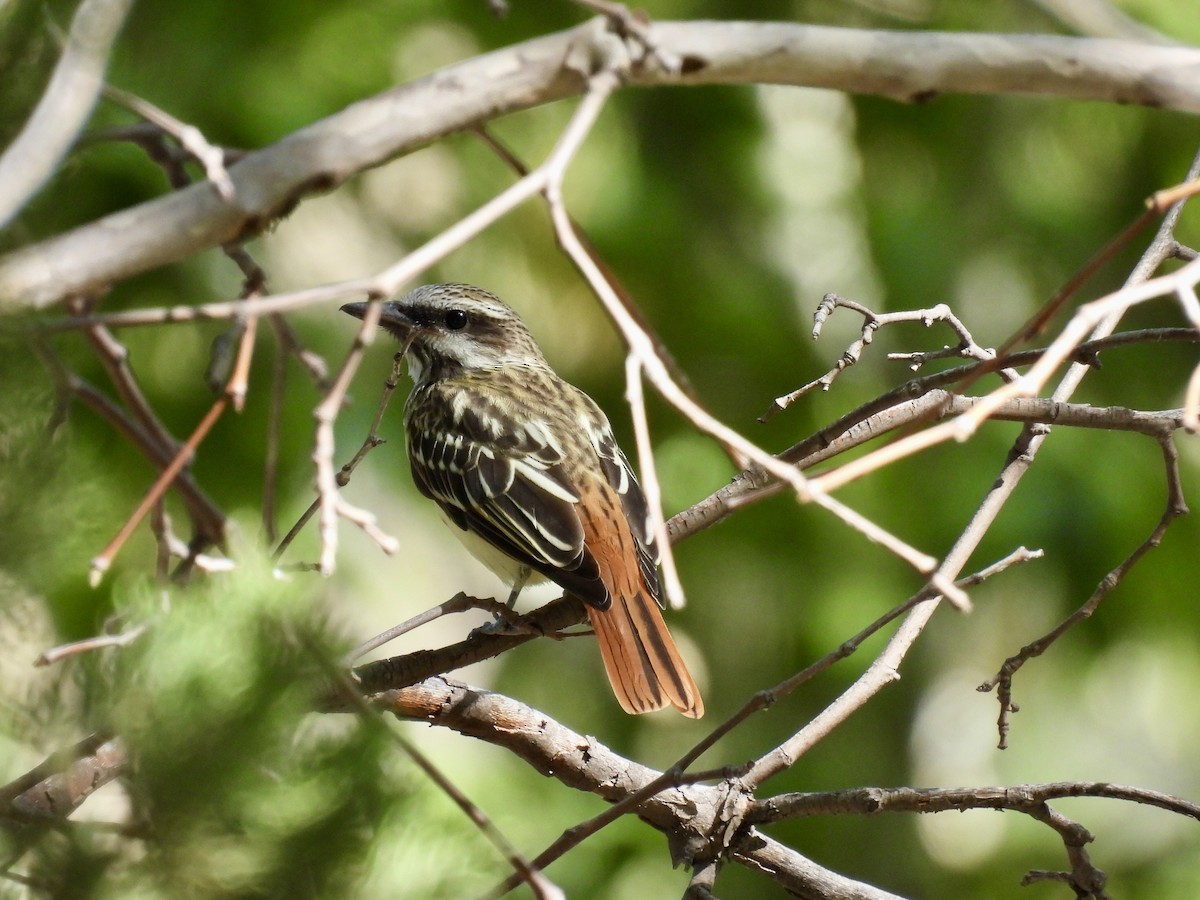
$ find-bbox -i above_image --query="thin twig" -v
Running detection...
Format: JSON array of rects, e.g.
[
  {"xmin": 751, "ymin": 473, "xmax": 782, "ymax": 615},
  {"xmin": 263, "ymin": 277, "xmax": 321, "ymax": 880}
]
[
  {"xmin": 670, "ymin": 328, "xmax": 1198, "ymax": 544},
  {"xmin": 103, "ymin": 84, "xmax": 235, "ymax": 199},
  {"xmin": 89, "ymin": 396, "xmax": 229, "ymax": 585},
  {"xmin": 470, "ymin": 123, "xmax": 709, "ymax": 439},
  {"xmin": 87, "ymin": 300, "xmax": 263, "ymax": 582},
  {"xmin": 346, "ymin": 595, "xmax": 591, "ymax": 699},
  {"xmin": 376, "ymin": 677, "xmax": 904, "ymax": 900},
  {"xmin": 33, "ymin": 626, "xmax": 148, "ymax": 667},
  {"xmin": 730, "ymin": 193, "xmax": 1193, "ymax": 775},
  {"xmin": 77, "ymin": 315, "xmax": 181, "ymax": 458},
  {"xmin": 624, "ymin": 354, "xmax": 686, "ymax": 609},
  {"xmin": 760, "ymin": 295, "xmax": 1010, "ymax": 423},
  {"xmin": 978, "ymin": 434, "xmax": 1189, "ymax": 747},
  {"xmin": 35, "ymin": 346, "xmax": 226, "ymax": 544},
  {"xmin": 486, "ymin": 763, "xmax": 749, "ymax": 899},
  {"xmin": 275, "ymin": 350, "xmax": 405, "ymax": 565},
  {"xmin": 269, "ymin": 313, "xmax": 330, "ymax": 389},
  {"xmin": 544, "ymin": 74, "xmax": 961, "ymax": 606},
  {"xmin": 312, "ymin": 300, "xmax": 385, "ymax": 575},
  {"xmin": 346, "ymin": 593, "xmax": 511, "ymax": 663},
  {"xmin": 806, "ymin": 256, "xmax": 1200, "ymax": 497},
  {"xmin": 321, "ymin": 657, "xmax": 562, "ymax": 900},
  {"xmin": 750, "ymin": 780, "xmax": 1200, "ymax": 825},
  {"xmin": 737, "ymin": 548, "xmax": 1039, "ymax": 789}
]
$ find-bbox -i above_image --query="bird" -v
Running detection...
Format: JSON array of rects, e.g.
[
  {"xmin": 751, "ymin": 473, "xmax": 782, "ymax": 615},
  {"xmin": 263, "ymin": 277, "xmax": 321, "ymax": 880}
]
[{"xmin": 341, "ymin": 283, "xmax": 703, "ymax": 718}]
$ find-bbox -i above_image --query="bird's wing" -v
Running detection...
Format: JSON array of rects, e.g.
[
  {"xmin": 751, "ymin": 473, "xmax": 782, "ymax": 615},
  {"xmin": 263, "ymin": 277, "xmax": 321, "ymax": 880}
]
[
  {"xmin": 576, "ymin": 389, "xmax": 663, "ymax": 608},
  {"xmin": 405, "ymin": 376, "xmax": 610, "ymax": 606}
]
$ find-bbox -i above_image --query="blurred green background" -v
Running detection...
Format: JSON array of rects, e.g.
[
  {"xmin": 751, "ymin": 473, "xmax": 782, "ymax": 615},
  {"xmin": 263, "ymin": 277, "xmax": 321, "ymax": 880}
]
[{"xmin": 1, "ymin": 0, "xmax": 1198, "ymax": 897}]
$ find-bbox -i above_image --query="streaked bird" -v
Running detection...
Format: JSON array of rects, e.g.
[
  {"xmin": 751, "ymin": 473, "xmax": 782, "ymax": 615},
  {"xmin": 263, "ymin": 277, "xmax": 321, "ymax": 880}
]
[{"xmin": 342, "ymin": 284, "xmax": 703, "ymax": 717}]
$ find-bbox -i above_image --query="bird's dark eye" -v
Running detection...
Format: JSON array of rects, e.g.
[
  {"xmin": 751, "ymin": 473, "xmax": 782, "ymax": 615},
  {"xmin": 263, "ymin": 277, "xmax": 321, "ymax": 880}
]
[{"xmin": 444, "ymin": 309, "xmax": 469, "ymax": 331}]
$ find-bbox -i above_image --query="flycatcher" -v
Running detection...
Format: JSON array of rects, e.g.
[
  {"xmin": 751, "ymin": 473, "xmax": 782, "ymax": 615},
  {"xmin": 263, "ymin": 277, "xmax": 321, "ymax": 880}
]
[{"xmin": 342, "ymin": 284, "xmax": 703, "ymax": 717}]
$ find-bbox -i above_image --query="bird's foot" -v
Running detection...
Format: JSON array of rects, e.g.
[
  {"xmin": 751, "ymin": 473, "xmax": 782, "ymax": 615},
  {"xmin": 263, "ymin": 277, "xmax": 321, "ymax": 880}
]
[{"xmin": 470, "ymin": 607, "xmax": 543, "ymax": 638}]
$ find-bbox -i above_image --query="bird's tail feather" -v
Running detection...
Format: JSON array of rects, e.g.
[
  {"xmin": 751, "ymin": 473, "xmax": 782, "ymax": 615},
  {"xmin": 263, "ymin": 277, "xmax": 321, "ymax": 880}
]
[{"xmin": 589, "ymin": 592, "xmax": 704, "ymax": 718}]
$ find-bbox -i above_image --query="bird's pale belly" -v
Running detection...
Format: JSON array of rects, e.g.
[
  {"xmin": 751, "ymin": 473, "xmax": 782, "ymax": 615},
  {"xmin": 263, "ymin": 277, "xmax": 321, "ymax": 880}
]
[{"xmin": 437, "ymin": 509, "xmax": 548, "ymax": 589}]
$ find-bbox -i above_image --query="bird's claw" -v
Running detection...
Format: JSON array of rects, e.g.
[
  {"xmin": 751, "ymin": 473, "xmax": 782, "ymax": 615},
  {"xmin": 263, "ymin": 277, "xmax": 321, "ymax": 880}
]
[{"xmin": 470, "ymin": 610, "xmax": 543, "ymax": 638}]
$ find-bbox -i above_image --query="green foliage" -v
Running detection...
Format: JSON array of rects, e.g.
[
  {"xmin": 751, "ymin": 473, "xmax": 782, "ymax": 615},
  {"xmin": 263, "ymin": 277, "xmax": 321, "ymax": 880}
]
[{"xmin": 9, "ymin": 566, "xmax": 496, "ymax": 898}]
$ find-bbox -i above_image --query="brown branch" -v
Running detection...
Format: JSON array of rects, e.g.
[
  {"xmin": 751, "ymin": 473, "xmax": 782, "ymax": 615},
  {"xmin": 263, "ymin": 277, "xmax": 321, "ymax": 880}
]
[
  {"xmin": 84, "ymin": 284, "xmax": 263, "ymax": 581},
  {"xmin": 375, "ymin": 678, "xmax": 686, "ymax": 821},
  {"xmin": 35, "ymin": 354, "xmax": 226, "ymax": 546},
  {"xmin": 668, "ymin": 326, "xmax": 1198, "ymax": 546},
  {"xmin": 89, "ymin": 394, "xmax": 229, "ymax": 585},
  {"xmin": 978, "ymin": 434, "xmax": 1190, "ymax": 747},
  {"xmin": 77, "ymin": 316, "xmax": 181, "ymax": 459},
  {"xmin": 320, "ymin": 658, "xmax": 563, "ymax": 900},
  {"xmin": 345, "ymin": 596, "xmax": 590, "ymax": 699},
  {"xmin": 750, "ymin": 781, "xmax": 1200, "ymax": 826},
  {"xmin": 346, "ymin": 548, "xmax": 1035, "ymax": 796},
  {"xmin": 102, "ymin": 85, "xmax": 235, "ymax": 200},
  {"xmin": 750, "ymin": 781, "xmax": 1190, "ymax": 898},
  {"xmin": 487, "ymin": 763, "xmax": 752, "ymax": 899},
  {"xmin": 747, "ymin": 781, "xmax": 1200, "ymax": 898},
  {"xmin": 0, "ymin": 734, "xmax": 127, "ymax": 820},
  {"xmin": 729, "ymin": 830, "xmax": 905, "ymax": 900},
  {"xmin": 374, "ymin": 677, "xmax": 896, "ymax": 899},
  {"xmin": 34, "ymin": 625, "xmax": 147, "ymax": 667}
]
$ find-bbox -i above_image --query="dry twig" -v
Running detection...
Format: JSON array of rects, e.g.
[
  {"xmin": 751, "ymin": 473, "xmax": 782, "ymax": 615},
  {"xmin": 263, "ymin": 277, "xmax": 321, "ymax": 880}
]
[{"xmin": 760, "ymin": 294, "xmax": 1011, "ymax": 422}]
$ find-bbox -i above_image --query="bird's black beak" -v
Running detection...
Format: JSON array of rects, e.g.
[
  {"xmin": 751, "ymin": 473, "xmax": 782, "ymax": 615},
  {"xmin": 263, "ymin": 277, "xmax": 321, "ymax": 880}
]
[
  {"xmin": 340, "ymin": 300, "xmax": 415, "ymax": 341},
  {"xmin": 339, "ymin": 301, "xmax": 368, "ymax": 321}
]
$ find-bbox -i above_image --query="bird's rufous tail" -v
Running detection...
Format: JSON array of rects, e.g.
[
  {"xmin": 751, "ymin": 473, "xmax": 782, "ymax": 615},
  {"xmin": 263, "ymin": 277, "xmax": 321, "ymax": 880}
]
[{"xmin": 588, "ymin": 592, "xmax": 704, "ymax": 718}]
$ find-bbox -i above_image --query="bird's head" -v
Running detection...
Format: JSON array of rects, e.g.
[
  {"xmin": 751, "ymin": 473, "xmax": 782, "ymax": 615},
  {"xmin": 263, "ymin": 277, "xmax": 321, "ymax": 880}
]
[{"xmin": 341, "ymin": 283, "xmax": 547, "ymax": 384}]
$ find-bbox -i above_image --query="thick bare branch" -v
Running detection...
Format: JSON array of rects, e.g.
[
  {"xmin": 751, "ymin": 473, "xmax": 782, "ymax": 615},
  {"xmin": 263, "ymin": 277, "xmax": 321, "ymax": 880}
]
[
  {"xmin": 750, "ymin": 782, "xmax": 1200, "ymax": 825},
  {"xmin": 375, "ymin": 677, "xmax": 899, "ymax": 898},
  {"xmin": 3, "ymin": 21, "xmax": 1200, "ymax": 309},
  {"xmin": 0, "ymin": 0, "xmax": 134, "ymax": 228},
  {"xmin": 729, "ymin": 831, "xmax": 904, "ymax": 900},
  {"xmin": 0, "ymin": 735, "xmax": 126, "ymax": 820}
]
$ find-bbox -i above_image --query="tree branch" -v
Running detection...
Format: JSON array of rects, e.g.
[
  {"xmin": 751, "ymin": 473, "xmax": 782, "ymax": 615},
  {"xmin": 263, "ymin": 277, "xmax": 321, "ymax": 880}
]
[
  {"xmin": 373, "ymin": 677, "xmax": 899, "ymax": 898},
  {"xmin": 3, "ymin": 20, "xmax": 1200, "ymax": 310},
  {"xmin": 0, "ymin": 0, "xmax": 134, "ymax": 229}
]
